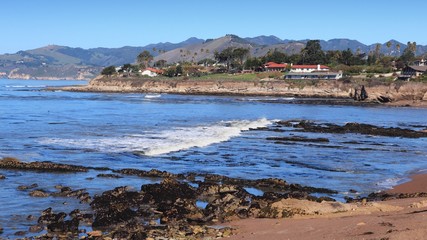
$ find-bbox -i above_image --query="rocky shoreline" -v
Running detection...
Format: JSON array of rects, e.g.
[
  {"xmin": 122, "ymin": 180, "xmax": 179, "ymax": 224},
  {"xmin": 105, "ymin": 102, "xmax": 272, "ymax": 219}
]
[
  {"xmin": 2, "ymin": 122, "xmax": 427, "ymax": 238},
  {"xmin": 58, "ymin": 76, "xmax": 427, "ymax": 107},
  {"xmin": 0, "ymin": 156, "xmax": 421, "ymax": 240},
  {"xmin": 1, "ymin": 157, "xmax": 339, "ymax": 239}
]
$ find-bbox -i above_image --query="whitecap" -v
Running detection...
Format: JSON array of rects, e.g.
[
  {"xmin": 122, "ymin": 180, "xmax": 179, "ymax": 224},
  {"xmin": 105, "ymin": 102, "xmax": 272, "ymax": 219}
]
[
  {"xmin": 40, "ymin": 118, "xmax": 273, "ymax": 156},
  {"xmin": 144, "ymin": 94, "xmax": 161, "ymax": 99}
]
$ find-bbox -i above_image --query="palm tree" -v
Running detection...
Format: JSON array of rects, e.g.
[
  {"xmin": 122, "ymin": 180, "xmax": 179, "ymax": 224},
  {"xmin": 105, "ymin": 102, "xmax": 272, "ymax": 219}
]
[
  {"xmin": 375, "ymin": 43, "xmax": 381, "ymax": 59},
  {"xmin": 386, "ymin": 41, "xmax": 392, "ymax": 56}
]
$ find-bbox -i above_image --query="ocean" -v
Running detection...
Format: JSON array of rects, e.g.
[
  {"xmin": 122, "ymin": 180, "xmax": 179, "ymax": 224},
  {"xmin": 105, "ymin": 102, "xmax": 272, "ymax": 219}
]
[{"xmin": 1, "ymin": 78, "xmax": 427, "ymax": 236}]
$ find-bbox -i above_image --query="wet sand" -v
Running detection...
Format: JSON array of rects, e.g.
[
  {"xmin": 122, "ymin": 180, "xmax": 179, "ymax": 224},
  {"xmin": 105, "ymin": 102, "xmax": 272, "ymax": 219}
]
[
  {"xmin": 387, "ymin": 173, "xmax": 427, "ymax": 194},
  {"xmin": 226, "ymin": 173, "xmax": 427, "ymax": 240}
]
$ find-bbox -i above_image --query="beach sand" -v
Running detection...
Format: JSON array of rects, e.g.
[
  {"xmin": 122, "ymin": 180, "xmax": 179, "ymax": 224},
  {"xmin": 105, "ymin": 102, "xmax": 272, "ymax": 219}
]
[{"xmin": 226, "ymin": 174, "xmax": 427, "ymax": 240}]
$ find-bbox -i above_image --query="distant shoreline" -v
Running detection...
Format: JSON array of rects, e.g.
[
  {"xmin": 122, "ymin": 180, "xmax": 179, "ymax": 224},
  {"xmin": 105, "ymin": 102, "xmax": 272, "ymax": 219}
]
[{"xmin": 57, "ymin": 76, "xmax": 427, "ymax": 108}]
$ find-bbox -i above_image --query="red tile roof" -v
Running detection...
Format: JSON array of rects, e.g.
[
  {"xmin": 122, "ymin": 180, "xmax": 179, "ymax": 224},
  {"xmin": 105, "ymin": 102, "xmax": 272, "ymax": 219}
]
[
  {"xmin": 291, "ymin": 65, "xmax": 329, "ymax": 69},
  {"xmin": 146, "ymin": 67, "xmax": 164, "ymax": 74},
  {"xmin": 265, "ymin": 62, "xmax": 288, "ymax": 68}
]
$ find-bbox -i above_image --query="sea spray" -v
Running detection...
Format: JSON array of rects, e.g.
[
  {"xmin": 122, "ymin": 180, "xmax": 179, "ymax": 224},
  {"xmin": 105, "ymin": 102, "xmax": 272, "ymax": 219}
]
[{"xmin": 41, "ymin": 118, "xmax": 273, "ymax": 156}]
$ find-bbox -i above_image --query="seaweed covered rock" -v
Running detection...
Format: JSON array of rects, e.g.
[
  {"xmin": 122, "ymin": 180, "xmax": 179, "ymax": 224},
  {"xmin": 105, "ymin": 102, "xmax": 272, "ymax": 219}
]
[
  {"xmin": 279, "ymin": 120, "xmax": 427, "ymax": 138},
  {"xmin": 141, "ymin": 178, "xmax": 202, "ymax": 223},
  {"xmin": 0, "ymin": 157, "xmax": 89, "ymax": 172},
  {"xmin": 141, "ymin": 178, "xmax": 197, "ymax": 206},
  {"xmin": 91, "ymin": 186, "xmax": 142, "ymax": 228}
]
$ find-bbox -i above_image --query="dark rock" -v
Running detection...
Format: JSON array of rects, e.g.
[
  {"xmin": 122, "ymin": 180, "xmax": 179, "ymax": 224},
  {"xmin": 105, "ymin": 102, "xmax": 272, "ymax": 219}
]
[
  {"xmin": 205, "ymin": 193, "xmax": 248, "ymax": 222},
  {"xmin": 0, "ymin": 158, "xmax": 89, "ymax": 172},
  {"xmin": 364, "ymin": 191, "xmax": 427, "ymax": 202},
  {"xmin": 114, "ymin": 168, "xmax": 184, "ymax": 179},
  {"xmin": 91, "ymin": 186, "xmax": 142, "ymax": 228},
  {"xmin": 50, "ymin": 186, "xmax": 92, "ymax": 203},
  {"xmin": 38, "ymin": 208, "xmax": 55, "ymax": 224},
  {"xmin": 0, "ymin": 174, "xmax": 5, "ymax": 179},
  {"xmin": 141, "ymin": 178, "xmax": 197, "ymax": 206},
  {"xmin": 280, "ymin": 120, "xmax": 427, "ymax": 138},
  {"xmin": 47, "ymin": 218, "xmax": 79, "ymax": 233},
  {"xmin": 30, "ymin": 189, "xmax": 50, "ymax": 197},
  {"xmin": 267, "ymin": 136, "xmax": 329, "ymax": 143},
  {"xmin": 14, "ymin": 231, "xmax": 26, "ymax": 236},
  {"xmin": 18, "ymin": 183, "xmax": 38, "ymax": 190},
  {"xmin": 29, "ymin": 224, "xmax": 44, "ymax": 233},
  {"xmin": 377, "ymin": 95, "xmax": 392, "ymax": 103},
  {"xmin": 97, "ymin": 173, "xmax": 123, "ymax": 178}
]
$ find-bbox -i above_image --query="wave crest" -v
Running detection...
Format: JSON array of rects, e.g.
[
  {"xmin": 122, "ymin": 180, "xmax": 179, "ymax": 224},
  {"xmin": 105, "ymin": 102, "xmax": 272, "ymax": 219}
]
[{"xmin": 41, "ymin": 118, "xmax": 273, "ymax": 156}]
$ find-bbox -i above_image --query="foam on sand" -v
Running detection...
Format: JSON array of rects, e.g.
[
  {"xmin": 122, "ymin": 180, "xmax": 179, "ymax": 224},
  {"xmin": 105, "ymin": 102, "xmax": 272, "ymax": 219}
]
[{"xmin": 41, "ymin": 118, "xmax": 273, "ymax": 156}]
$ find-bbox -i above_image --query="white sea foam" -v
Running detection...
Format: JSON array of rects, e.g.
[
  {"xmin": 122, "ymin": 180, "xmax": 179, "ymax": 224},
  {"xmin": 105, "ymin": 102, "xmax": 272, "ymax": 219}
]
[
  {"xmin": 375, "ymin": 177, "xmax": 406, "ymax": 190},
  {"xmin": 41, "ymin": 118, "xmax": 273, "ymax": 156},
  {"xmin": 144, "ymin": 94, "xmax": 161, "ymax": 99}
]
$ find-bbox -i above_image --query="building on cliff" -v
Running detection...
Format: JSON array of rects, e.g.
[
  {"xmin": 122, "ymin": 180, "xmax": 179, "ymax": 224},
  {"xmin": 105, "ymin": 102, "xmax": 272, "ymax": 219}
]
[
  {"xmin": 399, "ymin": 65, "xmax": 427, "ymax": 80},
  {"xmin": 285, "ymin": 71, "xmax": 343, "ymax": 80},
  {"xmin": 284, "ymin": 64, "xmax": 342, "ymax": 80},
  {"xmin": 264, "ymin": 62, "xmax": 288, "ymax": 72},
  {"xmin": 290, "ymin": 64, "xmax": 329, "ymax": 73},
  {"xmin": 140, "ymin": 68, "xmax": 163, "ymax": 77}
]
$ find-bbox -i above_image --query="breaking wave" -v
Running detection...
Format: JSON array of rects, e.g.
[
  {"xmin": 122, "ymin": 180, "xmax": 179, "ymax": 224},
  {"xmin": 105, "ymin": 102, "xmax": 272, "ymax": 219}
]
[{"xmin": 41, "ymin": 118, "xmax": 273, "ymax": 156}]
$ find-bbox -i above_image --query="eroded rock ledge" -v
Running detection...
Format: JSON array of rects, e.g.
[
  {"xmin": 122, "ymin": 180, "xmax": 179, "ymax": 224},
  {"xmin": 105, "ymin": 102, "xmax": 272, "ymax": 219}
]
[{"xmin": 60, "ymin": 77, "xmax": 427, "ymax": 106}]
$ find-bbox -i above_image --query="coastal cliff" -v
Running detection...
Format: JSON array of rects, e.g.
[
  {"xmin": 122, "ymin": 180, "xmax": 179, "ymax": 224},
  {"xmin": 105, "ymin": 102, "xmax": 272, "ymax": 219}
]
[{"xmin": 64, "ymin": 76, "xmax": 427, "ymax": 106}]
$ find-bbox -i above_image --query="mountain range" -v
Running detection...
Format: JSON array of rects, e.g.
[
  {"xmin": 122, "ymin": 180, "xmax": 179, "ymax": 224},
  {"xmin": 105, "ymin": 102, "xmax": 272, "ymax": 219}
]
[{"xmin": 1, "ymin": 35, "xmax": 426, "ymax": 80}]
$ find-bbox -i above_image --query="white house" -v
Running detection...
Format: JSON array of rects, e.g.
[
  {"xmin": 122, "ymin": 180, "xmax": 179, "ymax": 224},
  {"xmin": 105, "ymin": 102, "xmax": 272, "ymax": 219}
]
[
  {"xmin": 290, "ymin": 64, "xmax": 330, "ymax": 73},
  {"xmin": 140, "ymin": 68, "xmax": 163, "ymax": 77},
  {"xmin": 285, "ymin": 71, "xmax": 343, "ymax": 80}
]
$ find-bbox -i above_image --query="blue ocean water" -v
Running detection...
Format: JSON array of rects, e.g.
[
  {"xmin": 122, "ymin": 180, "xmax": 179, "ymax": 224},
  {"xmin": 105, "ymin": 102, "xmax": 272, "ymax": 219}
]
[{"xmin": 1, "ymin": 78, "xmax": 427, "ymax": 236}]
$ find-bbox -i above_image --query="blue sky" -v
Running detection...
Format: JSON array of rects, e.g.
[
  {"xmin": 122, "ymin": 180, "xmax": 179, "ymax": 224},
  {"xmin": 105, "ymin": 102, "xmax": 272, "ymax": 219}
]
[{"xmin": 1, "ymin": 0, "xmax": 426, "ymax": 54}]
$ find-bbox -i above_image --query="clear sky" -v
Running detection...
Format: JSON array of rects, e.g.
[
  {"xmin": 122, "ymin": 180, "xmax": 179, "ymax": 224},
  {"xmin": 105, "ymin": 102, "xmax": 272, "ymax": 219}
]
[{"xmin": 1, "ymin": 0, "xmax": 426, "ymax": 54}]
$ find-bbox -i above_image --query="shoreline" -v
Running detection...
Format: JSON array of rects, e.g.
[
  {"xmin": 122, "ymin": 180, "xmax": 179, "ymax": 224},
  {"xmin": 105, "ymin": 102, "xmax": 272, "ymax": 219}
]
[
  {"xmin": 3, "ymin": 157, "xmax": 427, "ymax": 239},
  {"xmin": 226, "ymin": 173, "xmax": 427, "ymax": 240},
  {"xmin": 387, "ymin": 172, "xmax": 427, "ymax": 194},
  {"xmin": 56, "ymin": 77, "xmax": 427, "ymax": 108}
]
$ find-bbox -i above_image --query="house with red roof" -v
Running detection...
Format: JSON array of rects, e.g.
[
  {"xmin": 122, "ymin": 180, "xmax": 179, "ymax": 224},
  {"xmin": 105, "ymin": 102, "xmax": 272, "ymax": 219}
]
[
  {"xmin": 264, "ymin": 62, "xmax": 288, "ymax": 72},
  {"xmin": 140, "ymin": 67, "xmax": 164, "ymax": 77}
]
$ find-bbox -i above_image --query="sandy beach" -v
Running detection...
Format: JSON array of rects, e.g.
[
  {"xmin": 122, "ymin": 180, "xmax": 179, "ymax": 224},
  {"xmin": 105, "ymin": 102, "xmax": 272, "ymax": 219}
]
[{"xmin": 226, "ymin": 174, "xmax": 427, "ymax": 240}]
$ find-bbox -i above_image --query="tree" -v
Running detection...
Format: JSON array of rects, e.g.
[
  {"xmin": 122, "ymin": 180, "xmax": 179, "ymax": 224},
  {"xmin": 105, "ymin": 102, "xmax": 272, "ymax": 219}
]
[
  {"xmin": 137, "ymin": 50, "xmax": 153, "ymax": 69},
  {"xmin": 386, "ymin": 41, "xmax": 392, "ymax": 55},
  {"xmin": 339, "ymin": 48, "xmax": 354, "ymax": 66},
  {"xmin": 214, "ymin": 47, "xmax": 235, "ymax": 71},
  {"xmin": 396, "ymin": 43, "xmax": 401, "ymax": 55},
  {"xmin": 175, "ymin": 65, "xmax": 183, "ymax": 76},
  {"xmin": 164, "ymin": 67, "xmax": 176, "ymax": 77},
  {"xmin": 374, "ymin": 43, "xmax": 382, "ymax": 59},
  {"xmin": 264, "ymin": 50, "xmax": 288, "ymax": 64},
  {"xmin": 300, "ymin": 40, "xmax": 325, "ymax": 64},
  {"xmin": 400, "ymin": 42, "xmax": 416, "ymax": 64},
  {"xmin": 154, "ymin": 59, "xmax": 167, "ymax": 68},
  {"xmin": 233, "ymin": 48, "xmax": 250, "ymax": 67},
  {"xmin": 101, "ymin": 66, "xmax": 116, "ymax": 76},
  {"xmin": 197, "ymin": 58, "xmax": 216, "ymax": 66},
  {"xmin": 244, "ymin": 57, "xmax": 263, "ymax": 70}
]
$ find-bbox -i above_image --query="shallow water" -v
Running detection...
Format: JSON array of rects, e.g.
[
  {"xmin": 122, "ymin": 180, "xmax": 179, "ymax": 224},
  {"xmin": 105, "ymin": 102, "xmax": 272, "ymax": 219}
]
[{"xmin": 1, "ymin": 78, "xmax": 427, "ymax": 236}]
